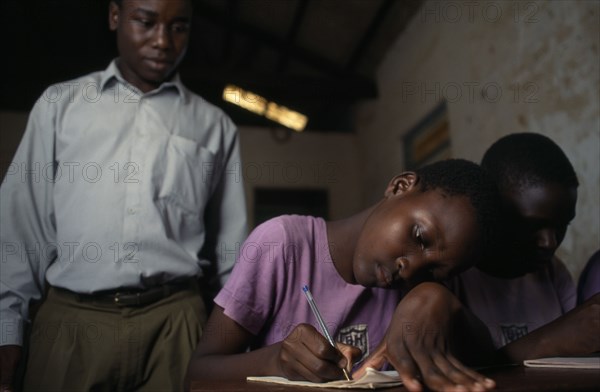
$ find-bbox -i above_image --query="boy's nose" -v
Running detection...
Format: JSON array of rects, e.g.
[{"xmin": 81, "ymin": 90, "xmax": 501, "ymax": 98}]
[{"xmin": 536, "ymin": 228, "xmax": 558, "ymax": 251}]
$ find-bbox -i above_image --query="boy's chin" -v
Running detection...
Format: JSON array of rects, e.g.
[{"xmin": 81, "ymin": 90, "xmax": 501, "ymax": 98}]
[
  {"xmin": 519, "ymin": 251, "xmax": 553, "ymax": 273},
  {"xmin": 501, "ymin": 262, "xmax": 548, "ymax": 278},
  {"xmin": 476, "ymin": 258, "xmax": 539, "ymax": 278},
  {"xmin": 524, "ymin": 259, "xmax": 551, "ymax": 274}
]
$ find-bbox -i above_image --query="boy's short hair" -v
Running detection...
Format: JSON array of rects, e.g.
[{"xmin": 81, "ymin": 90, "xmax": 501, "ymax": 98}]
[
  {"xmin": 415, "ymin": 158, "xmax": 501, "ymax": 260},
  {"xmin": 481, "ymin": 132, "xmax": 579, "ymax": 192}
]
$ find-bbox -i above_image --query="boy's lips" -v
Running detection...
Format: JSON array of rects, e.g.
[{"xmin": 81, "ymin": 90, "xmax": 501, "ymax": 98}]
[
  {"xmin": 375, "ymin": 264, "xmax": 393, "ymax": 288},
  {"xmin": 534, "ymin": 250, "xmax": 554, "ymax": 262},
  {"xmin": 526, "ymin": 257, "xmax": 551, "ymax": 272}
]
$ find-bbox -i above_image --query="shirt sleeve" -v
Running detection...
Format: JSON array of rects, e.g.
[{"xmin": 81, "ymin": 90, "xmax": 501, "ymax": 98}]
[
  {"xmin": 214, "ymin": 219, "xmax": 287, "ymax": 336},
  {"xmin": 1, "ymin": 94, "xmax": 58, "ymax": 346},
  {"xmin": 551, "ymin": 258, "xmax": 577, "ymax": 314},
  {"xmin": 199, "ymin": 116, "xmax": 248, "ymax": 294}
]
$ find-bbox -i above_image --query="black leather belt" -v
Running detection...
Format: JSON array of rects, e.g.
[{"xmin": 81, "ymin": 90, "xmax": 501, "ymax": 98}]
[{"xmin": 55, "ymin": 279, "xmax": 197, "ymax": 307}]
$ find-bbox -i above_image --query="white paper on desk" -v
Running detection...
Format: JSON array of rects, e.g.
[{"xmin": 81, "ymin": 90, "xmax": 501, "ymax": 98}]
[
  {"xmin": 524, "ymin": 356, "xmax": 600, "ymax": 369},
  {"xmin": 247, "ymin": 367, "xmax": 402, "ymax": 389}
]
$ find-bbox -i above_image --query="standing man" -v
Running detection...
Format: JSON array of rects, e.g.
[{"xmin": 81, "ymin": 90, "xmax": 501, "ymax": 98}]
[{"xmin": 0, "ymin": 0, "xmax": 247, "ymax": 390}]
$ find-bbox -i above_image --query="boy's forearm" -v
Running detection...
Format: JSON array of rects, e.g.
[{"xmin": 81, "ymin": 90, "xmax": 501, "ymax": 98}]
[
  {"xmin": 187, "ymin": 344, "xmax": 282, "ymax": 381},
  {"xmin": 496, "ymin": 324, "xmax": 556, "ymax": 363},
  {"xmin": 452, "ymin": 306, "xmax": 497, "ymax": 366},
  {"xmin": 497, "ymin": 294, "xmax": 600, "ymax": 363}
]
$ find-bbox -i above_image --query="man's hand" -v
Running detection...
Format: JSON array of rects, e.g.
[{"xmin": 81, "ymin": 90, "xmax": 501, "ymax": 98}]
[
  {"xmin": 354, "ymin": 283, "xmax": 495, "ymax": 392},
  {"xmin": 0, "ymin": 345, "xmax": 22, "ymax": 392},
  {"xmin": 276, "ymin": 323, "xmax": 361, "ymax": 383}
]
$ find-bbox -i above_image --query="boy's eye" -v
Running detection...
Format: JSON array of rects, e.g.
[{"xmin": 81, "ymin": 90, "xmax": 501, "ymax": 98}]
[
  {"xmin": 135, "ymin": 18, "xmax": 154, "ymax": 28},
  {"xmin": 172, "ymin": 23, "xmax": 190, "ymax": 33},
  {"xmin": 414, "ymin": 226, "xmax": 426, "ymax": 251}
]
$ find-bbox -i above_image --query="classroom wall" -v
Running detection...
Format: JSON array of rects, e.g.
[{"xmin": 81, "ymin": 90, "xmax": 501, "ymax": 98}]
[
  {"xmin": 355, "ymin": 0, "xmax": 600, "ymax": 278},
  {"xmin": 238, "ymin": 127, "xmax": 362, "ymax": 226},
  {"xmin": 2, "ymin": 0, "xmax": 598, "ymax": 278}
]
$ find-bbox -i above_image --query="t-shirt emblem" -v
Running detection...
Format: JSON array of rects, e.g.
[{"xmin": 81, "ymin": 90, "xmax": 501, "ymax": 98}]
[
  {"xmin": 337, "ymin": 324, "xmax": 369, "ymax": 361},
  {"xmin": 500, "ymin": 324, "xmax": 529, "ymax": 345}
]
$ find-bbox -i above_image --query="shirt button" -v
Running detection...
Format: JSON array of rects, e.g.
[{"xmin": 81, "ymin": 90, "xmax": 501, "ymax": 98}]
[{"xmin": 127, "ymin": 208, "xmax": 136, "ymax": 215}]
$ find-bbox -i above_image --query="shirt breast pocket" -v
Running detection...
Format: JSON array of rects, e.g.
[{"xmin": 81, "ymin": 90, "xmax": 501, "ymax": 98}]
[{"xmin": 157, "ymin": 134, "xmax": 215, "ymax": 215}]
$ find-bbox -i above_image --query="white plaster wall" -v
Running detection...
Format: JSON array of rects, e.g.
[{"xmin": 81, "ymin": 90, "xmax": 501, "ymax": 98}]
[
  {"xmin": 238, "ymin": 127, "xmax": 362, "ymax": 226},
  {"xmin": 355, "ymin": 0, "xmax": 600, "ymax": 279},
  {"xmin": 2, "ymin": 0, "xmax": 598, "ymax": 277}
]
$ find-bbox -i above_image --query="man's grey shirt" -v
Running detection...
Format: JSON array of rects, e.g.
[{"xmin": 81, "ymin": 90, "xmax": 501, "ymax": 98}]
[{"xmin": 0, "ymin": 60, "xmax": 248, "ymax": 345}]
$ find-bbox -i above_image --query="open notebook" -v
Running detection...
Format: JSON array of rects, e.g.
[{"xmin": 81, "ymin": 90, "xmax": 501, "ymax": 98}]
[
  {"xmin": 524, "ymin": 356, "xmax": 600, "ymax": 369},
  {"xmin": 247, "ymin": 367, "xmax": 402, "ymax": 389}
]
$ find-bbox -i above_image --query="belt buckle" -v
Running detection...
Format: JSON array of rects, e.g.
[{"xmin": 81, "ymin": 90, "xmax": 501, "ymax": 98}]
[
  {"xmin": 114, "ymin": 291, "xmax": 143, "ymax": 306},
  {"xmin": 114, "ymin": 292, "xmax": 122, "ymax": 305}
]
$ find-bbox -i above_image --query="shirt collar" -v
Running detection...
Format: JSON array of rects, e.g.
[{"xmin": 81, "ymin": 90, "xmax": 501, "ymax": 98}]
[{"xmin": 100, "ymin": 59, "xmax": 188, "ymax": 102}]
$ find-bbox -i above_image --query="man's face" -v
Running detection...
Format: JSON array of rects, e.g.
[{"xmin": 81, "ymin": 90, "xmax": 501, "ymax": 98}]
[
  {"xmin": 352, "ymin": 183, "xmax": 480, "ymax": 292},
  {"xmin": 502, "ymin": 182, "xmax": 577, "ymax": 274},
  {"xmin": 109, "ymin": 0, "xmax": 192, "ymax": 93}
]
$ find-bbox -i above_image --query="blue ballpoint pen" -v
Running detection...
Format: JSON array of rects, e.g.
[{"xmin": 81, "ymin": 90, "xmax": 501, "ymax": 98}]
[{"xmin": 302, "ymin": 285, "xmax": 352, "ymax": 381}]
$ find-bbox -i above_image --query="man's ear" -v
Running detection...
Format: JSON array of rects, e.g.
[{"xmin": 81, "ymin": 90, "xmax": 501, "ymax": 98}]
[
  {"xmin": 109, "ymin": 1, "xmax": 120, "ymax": 31},
  {"xmin": 384, "ymin": 172, "xmax": 419, "ymax": 197}
]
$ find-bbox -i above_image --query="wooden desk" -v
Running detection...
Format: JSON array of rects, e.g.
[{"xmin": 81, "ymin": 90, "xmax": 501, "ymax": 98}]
[{"xmin": 190, "ymin": 365, "xmax": 600, "ymax": 391}]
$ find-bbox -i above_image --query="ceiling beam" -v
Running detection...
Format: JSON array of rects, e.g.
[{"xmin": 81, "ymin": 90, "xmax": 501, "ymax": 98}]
[
  {"xmin": 277, "ymin": 0, "xmax": 310, "ymax": 72},
  {"xmin": 345, "ymin": 0, "xmax": 395, "ymax": 71},
  {"xmin": 179, "ymin": 66, "xmax": 377, "ymax": 101},
  {"xmin": 192, "ymin": 0, "xmax": 365, "ymax": 79},
  {"xmin": 221, "ymin": 0, "xmax": 240, "ymax": 66}
]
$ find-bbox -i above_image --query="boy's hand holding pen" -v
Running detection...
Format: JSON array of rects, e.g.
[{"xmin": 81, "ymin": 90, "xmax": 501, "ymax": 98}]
[
  {"xmin": 271, "ymin": 285, "xmax": 361, "ymax": 383},
  {"xmin": 277, "ymin": 323, "xmax": 359, "ymax": 383},
  {"xmin": 302, "ymin": 285, "xmax": 356, "ymax": 381}
]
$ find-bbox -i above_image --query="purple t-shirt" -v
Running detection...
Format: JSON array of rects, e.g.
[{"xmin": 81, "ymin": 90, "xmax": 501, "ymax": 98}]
[
  {"xmin": 447, "ymin": 258, "xmax": 576, "ymax": 348},
  {"xmin": 578, "ymin": 250, "xmax": 600, "ymax": 304},
  {"xmin": 215, "ymin": 215, "xmax": 402, "ymax": 362}
]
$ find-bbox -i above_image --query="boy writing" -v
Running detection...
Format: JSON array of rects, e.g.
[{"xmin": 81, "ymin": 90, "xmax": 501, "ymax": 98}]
[
  {"xmin": 187, "ymin": 159, "xmax": 499, "ymax": 392},
  {"xmin": 0, "ymin": 0, "xmax": 247, "ymax": 390}
]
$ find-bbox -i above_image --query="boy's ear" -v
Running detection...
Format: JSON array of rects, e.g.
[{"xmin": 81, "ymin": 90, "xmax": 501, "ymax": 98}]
[
  {"xmin": 109, "ymin": 2, "xmax": 120, "ymax": 31},
  {"xmin": 384, "ymin": 172, "xmax": 419, "ymax": 197}
]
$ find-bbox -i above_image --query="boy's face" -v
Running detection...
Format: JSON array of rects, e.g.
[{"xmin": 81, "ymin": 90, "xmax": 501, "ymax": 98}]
[
  {"xmin": 109, "ymin": 0, "xmax": 192, "ymax": 93},
  {"xmin": 501, "ymin": 182, "xmax": 576, "ymax": 275},
  {"xmin": 352, "ymin": 176, "xmax": 480, "ymax": 291}
]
